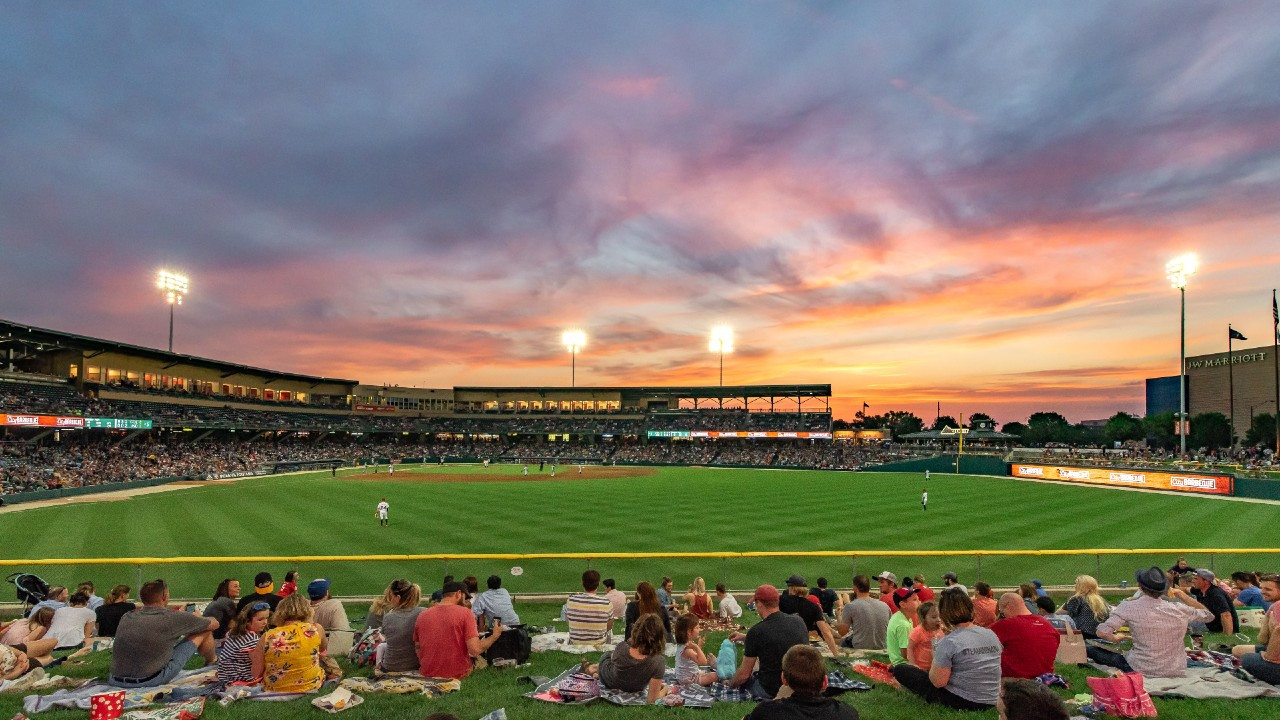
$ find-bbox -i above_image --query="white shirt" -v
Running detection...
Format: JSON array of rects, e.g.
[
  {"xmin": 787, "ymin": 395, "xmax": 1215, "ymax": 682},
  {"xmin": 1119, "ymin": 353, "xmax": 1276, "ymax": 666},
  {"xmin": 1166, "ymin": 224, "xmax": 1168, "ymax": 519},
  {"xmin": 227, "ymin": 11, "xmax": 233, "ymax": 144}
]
[
  {"xmin": 48, "ymin": 606, "xmax": 96, "ymax": 648},
  {"xmin": 922, "ymin": 492, "xmax": 928, "ymax": 503},
  {"xmin": 718, "ymin": 594, "xmax": 743, "ymax": 618},
  {"xmin": 377, "ymin": 501, "xmax": 389, "ymax": 516}
]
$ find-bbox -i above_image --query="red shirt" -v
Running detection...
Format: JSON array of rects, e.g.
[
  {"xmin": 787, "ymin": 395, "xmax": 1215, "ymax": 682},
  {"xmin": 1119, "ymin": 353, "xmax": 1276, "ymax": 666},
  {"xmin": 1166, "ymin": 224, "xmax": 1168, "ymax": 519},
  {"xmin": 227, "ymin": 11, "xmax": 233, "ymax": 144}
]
[
  {"xmin": 414, "ymin": 603, "xmax": 479, "ymax": 679},
  {"xmin": 915, "ymin": 585, "xmax": 935, "ymax": 602},
  {"xmin": 972, "ymin": 596, "xmax": 997, "ymax": 627},
  {"xmin": 990, "ymin": 614, "xmax": 1059, "ymax": 678},
  {"xmin": 880, "ymin": 594, "xmax": 898, "ymax": 614}
]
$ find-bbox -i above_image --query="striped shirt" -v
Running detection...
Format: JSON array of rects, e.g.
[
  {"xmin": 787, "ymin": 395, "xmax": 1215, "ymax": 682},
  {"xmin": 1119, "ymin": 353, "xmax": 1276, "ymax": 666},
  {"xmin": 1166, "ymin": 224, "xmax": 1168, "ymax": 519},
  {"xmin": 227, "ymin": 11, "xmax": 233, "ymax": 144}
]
[
  {"xmin": 565, "ymin": 592, "xmax": 613, "ymax": 644},
  {"xmin": 217, "ymin": 632, "xmax": 261, "ymax": 683},
  {"xmin": 1097, "ymin": 594, "xmax": 1211, "ymax": 678}
]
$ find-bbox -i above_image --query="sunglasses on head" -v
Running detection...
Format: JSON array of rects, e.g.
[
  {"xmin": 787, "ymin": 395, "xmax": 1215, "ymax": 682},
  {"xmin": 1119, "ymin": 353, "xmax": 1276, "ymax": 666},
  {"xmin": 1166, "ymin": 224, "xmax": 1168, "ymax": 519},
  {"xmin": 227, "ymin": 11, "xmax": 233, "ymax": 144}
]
[{"xmin": 251, "ymin": 602, "xmax": 270, "ymax": 611}]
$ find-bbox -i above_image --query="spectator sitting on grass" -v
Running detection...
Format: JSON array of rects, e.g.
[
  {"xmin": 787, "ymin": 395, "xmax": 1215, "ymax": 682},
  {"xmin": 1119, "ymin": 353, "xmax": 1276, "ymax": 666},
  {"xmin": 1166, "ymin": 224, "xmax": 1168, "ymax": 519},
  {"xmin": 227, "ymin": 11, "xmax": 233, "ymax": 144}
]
[
  {"xmin": 885, "ymin": 587, "xmax": 920, "ymax": 666},
  {"xmin": 625, "ymin": 582, "xmax": 673, "ymax": 642},
  {"xmin": 1190, "ymin": 569, "xmax": 1237, "ymax": 636},
  {"xmin": 27, "ymin": 586, "xmax": 67, "ymax": 618},
  {"xmin": 109, "ymin": 579, "xmax": 218, "ymax": 688},
  {"xmin": 377, "ymin": 579, "xmax": 424, "ymax": 673},
  {"xmin": 1230, "ymin": 574, "xmax": 1280, "ymax": 686},
  {"xmin": 77, "ymin": 581, "xmax": 103, "ymax": 611},
  {"xmin": 260, "ymin": 593, "xmax": 329, "ymax": 692},
  {"xmin": 565, "ymin": 570, "xmax": 613, "ymax": 644},
  {"xmin": 892, "ymin": 589, "xmax": 1001, "ymax": 711},
  {"xmin": 204, "ymin": 578, "xmax": 240, "ymax": 641},
  {"xmin": 728, "ymin": 585, "xmax": 809, "ymax": 700},
  {"xmin": 1233, "ymin": 572, "xmax": 1267, "ymax": 609},
  {"xmin": 875, "ymin": 572, "xmax": 900, "ymax": 613},
  {"xmin": 991, "ymin": 593, "xmax": 1059, "ymax": 679},
  {"xmin": 602, "ymin": 578, "xmax": 628, "ymax": 628},
  {"xmin": 1034, "ymin": 596, "xmax": 1075, "ymax": 631},
  {"xmin": 912, "ymin": 574, "xmax": 935, "ymax": 603},
  {"xmin": 780, "ymin": 575, "xmax": 841, "ymax": 657},
  {"xmin": 673, "ymin": 613, "xmax": 717, "ymax": 686},
  {"xmin": 414, "ymin": 580, "xmax": 504, "ymax": 680},
  {"xmin": 1, "ymin": 607, "xmax": 54, "ymax": 647},
  {"xmin": 657, "ymin": 577, "xmax": 676, "ymax": 613},
  {"xmin": 684, "ymin": 577, "xmax": 714, "ymax": 620},
  {"xmin": 1059, "ymin": 575, "xmax": 1107, "ymax": 638},
  {"xmin": 743, "ymin": 645, "xmax": 859, "ymax": 720},
  {"xmin": 906, "ymin": 601, "xmax": 942, "ymax": 672},
  {"xmin": 588, "ymin": 613, "xmax": 669, "ymax": 703},
  {"xmin": 237, "ymin": 572, "xmax": 282, "ymax": 614},
  {"xmin": 997, "ymin": 678, "xmax": 1070, "ymax": 720},
  {"xmin": 1091, "ymin": 566, "xmax": 1212, "ymax": 677},
  {"xmin": 47, "ymin": 592, "xmax": 97, "ymax": 650},
  {"xmin": 217, "ymin": 601, "xmax": 268, "ymax": 684},
  {"xmin": 942, "ymin": 572, "xmax": 967, "ymax": 595},
  {"xmin": 811, "ymin": 577, "xmax": 839, "ymax": 617},
  {"xmin": 716, "ymin": 583, "xmax": 742, "ymax": 619},
  {"xmin": 971, "ymin": 583, "xmax": 997, "ymax": 628},
  {"xmin": 838, "ymin": 575, "xmax": 890, "ymax": 650},
  {"xmin": 308, "ymin": 579, "xmax": 353, "ymax": 655},
  {"xmin": 472, "ymin": 575, "xmax": 520, "ymax": 629}
]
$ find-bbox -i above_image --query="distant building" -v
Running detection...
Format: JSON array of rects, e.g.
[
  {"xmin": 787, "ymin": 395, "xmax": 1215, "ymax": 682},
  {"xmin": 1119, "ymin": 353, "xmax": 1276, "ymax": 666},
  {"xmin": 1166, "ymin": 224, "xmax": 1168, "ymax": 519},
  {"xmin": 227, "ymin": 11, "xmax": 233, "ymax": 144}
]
[{"xmin": 1146, "ymin": 344, "xmax": 1277, "ymax": 438}]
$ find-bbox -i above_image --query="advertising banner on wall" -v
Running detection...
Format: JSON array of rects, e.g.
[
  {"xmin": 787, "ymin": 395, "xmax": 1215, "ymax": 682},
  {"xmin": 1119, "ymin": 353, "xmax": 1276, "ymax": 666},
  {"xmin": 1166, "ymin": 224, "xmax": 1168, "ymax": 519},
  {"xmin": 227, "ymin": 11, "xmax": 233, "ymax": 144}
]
[
  {"xmin": 1011, "ymin": 463, "xmax": 1233, "ymax": 496},
  {"xmin": 1, "ymin": 414, "xmax": 85, "ymax": 428}
]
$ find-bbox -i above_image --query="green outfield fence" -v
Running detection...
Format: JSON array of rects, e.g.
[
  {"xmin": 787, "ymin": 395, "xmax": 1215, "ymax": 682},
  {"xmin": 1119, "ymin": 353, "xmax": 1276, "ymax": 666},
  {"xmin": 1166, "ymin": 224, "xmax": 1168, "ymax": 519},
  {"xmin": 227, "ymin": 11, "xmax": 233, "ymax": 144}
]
[{"xmin": 3, "ymin": 549, "xmax": 1278, "ymax": 602}]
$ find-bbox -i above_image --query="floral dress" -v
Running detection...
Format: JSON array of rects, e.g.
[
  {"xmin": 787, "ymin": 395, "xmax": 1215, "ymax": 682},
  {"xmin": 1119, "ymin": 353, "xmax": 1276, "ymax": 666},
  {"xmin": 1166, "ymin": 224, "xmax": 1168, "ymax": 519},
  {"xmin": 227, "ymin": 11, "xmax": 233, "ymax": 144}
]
[{"xmin": 262, "ymin": 622, "xmax": 323, "ymax": 692}]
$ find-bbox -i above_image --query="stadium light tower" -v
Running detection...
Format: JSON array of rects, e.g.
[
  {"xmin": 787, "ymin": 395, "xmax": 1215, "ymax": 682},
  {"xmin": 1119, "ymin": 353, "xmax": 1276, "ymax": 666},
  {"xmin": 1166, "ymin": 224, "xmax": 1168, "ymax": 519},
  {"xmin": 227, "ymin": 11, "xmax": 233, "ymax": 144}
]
[
  {"xmin": 562, "ymin": 329, "xmax": 586, "ymax": 387},
  {"xmin": 1166, "ymin": 254, "xmax": 1197, "ymax": 455},
  {"xmin": 709, "ymin": 326, "xmax": 734, "ymax": 387},
  {"xmin": 157, "ymin": 270, "xmax": 189, "ymax": 353}
]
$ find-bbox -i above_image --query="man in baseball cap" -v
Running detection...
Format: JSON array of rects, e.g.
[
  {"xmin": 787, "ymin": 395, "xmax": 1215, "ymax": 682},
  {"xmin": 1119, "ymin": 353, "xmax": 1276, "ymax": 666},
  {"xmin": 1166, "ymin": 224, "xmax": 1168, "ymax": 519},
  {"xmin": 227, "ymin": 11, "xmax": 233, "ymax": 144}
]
[
  {"xmin": 885, "ymin": 586, "xmax": 920, "ymax": 666},
  {"xmin": 874, "ymin": 572, "xmax": 900, "ymax": 613},
  {"xmin": 779, "ymin": 575, "xmax": 841, "ymax": 657},
  {"xmin": 727, "ymin": 585, "xmax": 808, "ymax": 699},
  {"xmin": 235, "ymin": 572, "xmax": 282, "ymax": 613},
  {"xmin": 1190, "ymin": 569, "xmax": 1237, "ymax": 636},
  {"xmin": 1092, "ymin": 567, "xmax": 1213, "ymax": 677}
]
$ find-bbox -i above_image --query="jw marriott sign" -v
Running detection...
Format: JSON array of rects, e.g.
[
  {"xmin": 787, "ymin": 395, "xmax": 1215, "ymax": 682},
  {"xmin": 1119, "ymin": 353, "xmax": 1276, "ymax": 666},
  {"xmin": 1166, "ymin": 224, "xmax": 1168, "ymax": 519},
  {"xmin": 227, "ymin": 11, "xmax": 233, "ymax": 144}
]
[{"xmin": 1186, "ymin": 351, "xmax": 1268, "ymax": 370}]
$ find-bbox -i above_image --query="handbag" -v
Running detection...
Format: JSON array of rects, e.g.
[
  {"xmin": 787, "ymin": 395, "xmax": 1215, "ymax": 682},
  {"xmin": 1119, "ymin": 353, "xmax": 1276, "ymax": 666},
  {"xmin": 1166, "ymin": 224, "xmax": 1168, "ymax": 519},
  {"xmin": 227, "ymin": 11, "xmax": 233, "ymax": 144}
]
[
  {"xmin": 555, "ymin": 672, "xmax": 600, "ymax": 702},
  {"xmin": 1086, "ymin": 672, "xmax": 1157, "ymax": 718},
  {"xmin": 482, "ymin": 624, "xmax": 531, "ymax": 665},
  {"xmin": 1056, "ymin": 625, "xmax": 1087, "ymax": 665}
]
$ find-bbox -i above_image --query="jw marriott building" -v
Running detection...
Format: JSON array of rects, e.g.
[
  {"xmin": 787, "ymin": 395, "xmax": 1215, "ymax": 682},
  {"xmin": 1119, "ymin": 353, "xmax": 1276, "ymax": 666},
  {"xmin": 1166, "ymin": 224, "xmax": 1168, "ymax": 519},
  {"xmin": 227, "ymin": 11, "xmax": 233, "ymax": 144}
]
[{"xmin": 1147, "ymin": 344, "xmax": 1279, "ymax": 438}]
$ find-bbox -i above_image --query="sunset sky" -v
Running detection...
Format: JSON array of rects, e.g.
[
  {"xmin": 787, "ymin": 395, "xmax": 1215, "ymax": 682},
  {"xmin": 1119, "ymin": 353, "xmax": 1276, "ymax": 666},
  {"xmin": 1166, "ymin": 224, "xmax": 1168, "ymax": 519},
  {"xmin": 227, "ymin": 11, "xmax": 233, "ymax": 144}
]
[{"xmin": 3, "ymin": 2, "xmax": 1279, "ymax": 423}]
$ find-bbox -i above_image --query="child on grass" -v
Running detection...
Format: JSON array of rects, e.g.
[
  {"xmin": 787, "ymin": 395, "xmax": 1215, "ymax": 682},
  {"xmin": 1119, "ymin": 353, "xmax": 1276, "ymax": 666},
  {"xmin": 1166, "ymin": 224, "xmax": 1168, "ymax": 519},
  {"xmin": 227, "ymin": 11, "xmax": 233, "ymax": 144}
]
[
  {"xmin": 674, "ymin": 614, "xmax": 717, "ymax": 686},
  {"xmin": 906, "ymin": 601, "xmax": 943, "ymax": 672}
]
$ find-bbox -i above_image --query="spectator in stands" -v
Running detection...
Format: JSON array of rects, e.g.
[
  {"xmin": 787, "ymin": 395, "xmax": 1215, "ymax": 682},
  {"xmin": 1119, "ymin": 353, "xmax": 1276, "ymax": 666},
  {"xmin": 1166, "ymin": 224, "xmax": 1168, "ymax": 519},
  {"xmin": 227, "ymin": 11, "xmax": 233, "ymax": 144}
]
[
  {"xmin": 657, "ymin": 577, "xmax": 676, "ymax": 612},
  {"xmin": 237, "ymin": 573, "xmax": 283, "ymax": 614},
  {"xmin": 971, "ymin": 583, "xmax": 997, "ymax": 628},
  {"xmin": 942, "ymin": 572, "xmax": 968, "ymax": 595},
  {"xmin": 591, "ymin": 613, "xmax": 668, "ymax": 702},
  {"xmin": 885, "ymin": 587, "xmax": 921, "ymax": 666},
  {"xmin": 1059, "ymin": 575, "xmax": 1108, "ymax": 638},
  {"xmin": 217, "ymin": 601, "xmax": 268, "ymax": 684},
  {"xmin": 47, "ymin": 591, "xmax": 97, "ymax": 650},
  {"xmin": 874, "ymin": 572, "xmax": 899, "ymax": 613},
  {"xmin": 991, "ymin": 593, "xmax": 1059, "ymax": 679},
  {"xmin": 204, "ymin": 578, "xmax": 240, "ymax": 641},
  {"xmin": 893, "ymin": 590, "xmax": 1001, "ymax": 711},
  {"xmin": 716, "ymin": 583, "xmax": 742, "ymax": 619},
  {"xmin": 1231, "ymin": 574, "xmax": 1280, "ymax": 685},
  {"xmin": 109, "ymin": 579, "xmax": 217, "ymax": 687},
  {"xmin": 94, "ymin": 585, "xmax": 134, "ymax": 638},
  {"xmin": 277, "ymin": 571, "xmax": 299, "ymax": 598},
  {"xmin": 1092, "ymin": 566, "xmax": 1213, "ymax": 677},
  {"xmin": 811, "ymin": 577, "xmax": 838, "ymax": 617},
  {"xmin": 308, "ymin": 579, "xmax": 353, "ymax": 656},
  {"xmin": 1190, "ymin": 569, "xmax": 1237, "ymax": 636},
  {"xmin": 624, "ymin": 581, "xmax": 673, "ymax": 641},
  {"xmin": 684, "ymin": 577, "xmax": 714, "ymax": 620},
  {"xmin": 260, "ymin": 593, "xmax": 327, "ymax": 692},
  {"xmin": 779, "ymin": 575, "xmax": 840, "ymax": 656},
  {"xmin": 377, "ymin": 579, "xmax": 424, "ymax": 673},
  {"xmin": 1233, "ymin": 571, "xmax": 1268, "ymax": 609},
  {"xmin": 565, "ymin": 570, "xmax": 613, "ymax": 644},
  {"xmin": 728, "ymin": 585, "xmax": 809, "ymax": 700},
  {"xmin": 838, "ymin": 575, "xmax": 891, "ymax": 650},
  {"xmin": 906, "ymin": 601, "xmax": 942, "ymax": 672},
  {"xmin": 472, "ymin": 575, "xmax": 520, "ymax": 629},
  {"xmin": 997, "ymin": 678, "xmax": 1070, "ymax": 720},
  {"xmin": 27, "ymin": 585, "xmax": 67, "ymax": 618},
  {"xmin": 912, "ymin": 574, "xmax": 935, "ymax": 603},
  {"xmin": 743, "ymin": 645, "xmax": 859, "ymax": 720},
  {"xmin": 414, "ymin": 580, "xmax": 504, "ymax": 679},
  {"xmin": 77, "ymin": 581, "xmax": 103, "ymax": 611},
  {"xmin": 602, "ymin": 579, "xmax": 628, "ymax": 628}
]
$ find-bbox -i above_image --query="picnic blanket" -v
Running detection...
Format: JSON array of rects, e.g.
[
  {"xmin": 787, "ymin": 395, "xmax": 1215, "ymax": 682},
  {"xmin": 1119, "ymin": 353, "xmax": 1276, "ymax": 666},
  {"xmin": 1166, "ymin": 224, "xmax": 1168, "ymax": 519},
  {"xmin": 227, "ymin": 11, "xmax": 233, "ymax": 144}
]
[
  {"xmin": 527, "ymin": 664, "xmax": 869, "ymax": 706},
  {"xmin": 1143, "ymin": 666, "xmax": 1280, "ymax": 700},
  {"xmin": 22, "ymin": 668, "xmax": 220, "ymax": 714},
  {"xmin": 120, "ymin": 697, "xmax": 205, "ymax": 720},
  {"xmin": 339, "ymin": 674, "xmax": 461, "ymax": 696},
  {"xmin": 843, "ymin": 660, "xmax": 899, "ymax": 688},
  {"xmin": 0, "ymin": 668, "xmax": 88, "ymax": 694},
  {"xmin": 531, "ymin": 632, "xmax": 678, "ymax": 657}
]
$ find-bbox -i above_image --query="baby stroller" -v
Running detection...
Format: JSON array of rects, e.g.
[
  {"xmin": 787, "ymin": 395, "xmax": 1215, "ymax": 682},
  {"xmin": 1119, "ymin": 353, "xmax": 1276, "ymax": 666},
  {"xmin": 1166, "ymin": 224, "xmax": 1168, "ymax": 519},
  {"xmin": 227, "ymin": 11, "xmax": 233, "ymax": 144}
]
[{"xmin": 6, "ymin": 572, "xmax": 51, "ymax": 613}]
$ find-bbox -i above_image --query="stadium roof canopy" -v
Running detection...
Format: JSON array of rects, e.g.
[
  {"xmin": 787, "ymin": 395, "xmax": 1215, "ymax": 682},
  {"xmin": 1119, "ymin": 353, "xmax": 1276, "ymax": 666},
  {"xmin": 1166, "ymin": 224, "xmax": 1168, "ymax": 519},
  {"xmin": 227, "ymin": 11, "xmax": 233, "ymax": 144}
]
[
  {"xmin": 0, "ymin": 318, "xmax": 357, "ymax": 386},
  {"xmin": 455, "ymin": 384, "xmax": 831, "ymax": 402}
]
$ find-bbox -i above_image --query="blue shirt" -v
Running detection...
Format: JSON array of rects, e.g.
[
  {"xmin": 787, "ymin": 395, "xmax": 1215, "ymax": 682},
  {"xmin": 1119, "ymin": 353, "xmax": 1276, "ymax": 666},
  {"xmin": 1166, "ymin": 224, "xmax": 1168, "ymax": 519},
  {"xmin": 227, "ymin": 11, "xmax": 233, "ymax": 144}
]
[
  {"xmin": 27, "ymin": 599, "xmax": 66, "ymax": 617},
  {"xmin": 1236, "ymin": 585, "xmax": 1269, "ymax": 610}
]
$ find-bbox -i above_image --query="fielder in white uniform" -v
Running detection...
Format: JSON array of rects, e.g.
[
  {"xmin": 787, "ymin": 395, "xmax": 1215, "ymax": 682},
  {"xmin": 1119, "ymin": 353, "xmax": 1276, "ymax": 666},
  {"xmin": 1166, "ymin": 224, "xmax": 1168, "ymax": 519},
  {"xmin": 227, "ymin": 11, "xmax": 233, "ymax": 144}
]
[{"xmin": 377, "ymin": 498, "xmax": 390, "ymax": 527}]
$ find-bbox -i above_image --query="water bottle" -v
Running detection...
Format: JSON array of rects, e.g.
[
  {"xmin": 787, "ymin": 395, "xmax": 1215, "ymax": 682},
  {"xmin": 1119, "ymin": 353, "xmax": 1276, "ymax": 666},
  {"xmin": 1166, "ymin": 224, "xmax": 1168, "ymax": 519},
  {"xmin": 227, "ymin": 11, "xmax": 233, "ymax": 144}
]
[{"xmin": 1121, "ymin": 580, "xmax": 1128, "ymax": 589}]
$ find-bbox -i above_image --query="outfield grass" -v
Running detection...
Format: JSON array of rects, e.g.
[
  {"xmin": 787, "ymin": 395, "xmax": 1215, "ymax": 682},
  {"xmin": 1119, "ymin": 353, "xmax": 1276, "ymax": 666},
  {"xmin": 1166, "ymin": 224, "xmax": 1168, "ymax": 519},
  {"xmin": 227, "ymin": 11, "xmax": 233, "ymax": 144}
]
[
  {"xmin": 0, "ymin": 602, "xmax": 1267, "ymax": 720},
  {"xmin": 1, "ymin": 465, "xmax": 1277, "ymax": 600}
]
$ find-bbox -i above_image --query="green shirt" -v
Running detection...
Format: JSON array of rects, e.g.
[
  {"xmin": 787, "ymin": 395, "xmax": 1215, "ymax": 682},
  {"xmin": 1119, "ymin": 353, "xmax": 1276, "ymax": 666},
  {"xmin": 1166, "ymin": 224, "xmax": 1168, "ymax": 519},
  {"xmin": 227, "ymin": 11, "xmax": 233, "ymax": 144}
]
[{"xmin": 886, "ymin": 611, "xmax": 913, "ymax": 665}]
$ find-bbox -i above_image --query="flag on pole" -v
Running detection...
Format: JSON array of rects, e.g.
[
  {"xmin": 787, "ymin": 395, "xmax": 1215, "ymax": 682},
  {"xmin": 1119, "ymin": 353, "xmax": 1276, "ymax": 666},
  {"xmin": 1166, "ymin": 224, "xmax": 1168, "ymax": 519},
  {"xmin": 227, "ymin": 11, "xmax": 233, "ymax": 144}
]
[
  {"xmin": 1229, "ymin": 327, "xmax": 1248, "ymax": 341},
  {"xmin": 863, "ymin": 402, "xmax": 870, "ymax": 410},
  {"xmin": 1273, "ymin": 290, "xmax": 1278, "ymax": 341}
]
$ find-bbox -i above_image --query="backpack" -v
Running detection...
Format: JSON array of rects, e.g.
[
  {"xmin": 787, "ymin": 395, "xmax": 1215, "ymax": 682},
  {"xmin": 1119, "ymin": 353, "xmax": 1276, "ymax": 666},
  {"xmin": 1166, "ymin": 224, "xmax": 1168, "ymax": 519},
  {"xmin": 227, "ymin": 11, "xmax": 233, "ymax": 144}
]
[
  {"xmin": 7, "ymin": 572, "xmax": 50, "ymax": 609},
  {"xmin": 482, "ymin": 624, "xmax": 531, "ymax": 666},
  {"xmin": 347, "ymin": 627, "xmax": 385, "ymax": 668},
  {"xmin": 555, "ymin": 672, "xmax": 600, "ymax": 702}
]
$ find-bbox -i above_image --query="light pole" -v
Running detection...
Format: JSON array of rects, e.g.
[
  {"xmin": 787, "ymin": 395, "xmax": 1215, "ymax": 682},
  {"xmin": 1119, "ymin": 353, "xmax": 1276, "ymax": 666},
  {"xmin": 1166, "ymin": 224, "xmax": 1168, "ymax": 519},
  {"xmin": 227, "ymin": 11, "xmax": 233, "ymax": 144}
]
[
  {"xmin": 157, "ymin": 270, "xmax": 189, "ymax": 353},
  {"xmin": 709, "ymin": 326, "xmax": 734, "ymax": 387},
  {"xmin": 1166, "ymin": 254, "xmax": 1196, "ymax": 455},
  {"xmin": 562, "ymin": 330, "xmax": 586, "ymax": 387}
]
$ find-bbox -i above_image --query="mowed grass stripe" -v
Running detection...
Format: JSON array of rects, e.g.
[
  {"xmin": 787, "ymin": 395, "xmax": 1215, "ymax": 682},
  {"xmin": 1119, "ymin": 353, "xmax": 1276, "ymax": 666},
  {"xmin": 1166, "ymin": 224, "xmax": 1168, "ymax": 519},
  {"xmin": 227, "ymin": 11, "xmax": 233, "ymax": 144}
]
[{"xmin": 2, "ymin": 466, "xmax": 1275, "ymax": 597}]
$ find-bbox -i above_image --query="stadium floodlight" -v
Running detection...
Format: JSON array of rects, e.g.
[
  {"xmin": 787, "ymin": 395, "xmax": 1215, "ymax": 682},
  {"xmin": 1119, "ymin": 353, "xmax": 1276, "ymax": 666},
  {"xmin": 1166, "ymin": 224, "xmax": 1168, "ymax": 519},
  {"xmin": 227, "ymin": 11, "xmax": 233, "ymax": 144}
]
[
  {"xmin": 562, "ymin": 329, "xmax": 586, "ymax": 387},
  {"xmin": 1165, "ymin": 254, "xmax": 1196, "ymax": 455},
  {"xmin": 709, "ymin": 326, "xmax": 734, "ymax": 388},
  {"xmin": 157, "ymin": 270, "xmax": 189, "ymax": 353}
]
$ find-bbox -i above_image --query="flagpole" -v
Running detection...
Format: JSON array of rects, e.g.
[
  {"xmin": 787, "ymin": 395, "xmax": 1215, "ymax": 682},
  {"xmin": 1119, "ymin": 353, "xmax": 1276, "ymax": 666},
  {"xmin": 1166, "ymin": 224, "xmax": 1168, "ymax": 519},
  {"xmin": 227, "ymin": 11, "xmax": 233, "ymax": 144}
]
[
  {"xmin": 1273, "ymin": 290, "xmax": 1279, "ymax": 455},
  {"xmin": 1229, "ymin": 325, "xmax": 1236, "ymax": 448}
]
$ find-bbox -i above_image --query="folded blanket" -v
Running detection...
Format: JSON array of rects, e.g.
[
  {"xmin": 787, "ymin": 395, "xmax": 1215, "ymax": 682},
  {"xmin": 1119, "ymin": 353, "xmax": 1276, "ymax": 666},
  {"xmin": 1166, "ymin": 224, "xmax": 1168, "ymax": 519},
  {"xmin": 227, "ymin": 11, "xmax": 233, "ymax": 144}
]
[
  {"xmin": 339, "ymin": 675, "xmax": 460, "ymax": 696},
  {"xmin": 526, "ymin": 664, "xmax": 867, "ymax": 706},
  {"xmin": 530, "ymin": 633, "xmax": 678, "ymax": 656},
  {"xmin": 1143, "ymin": 666, "xmax": 1280, "ymax": 700}
]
